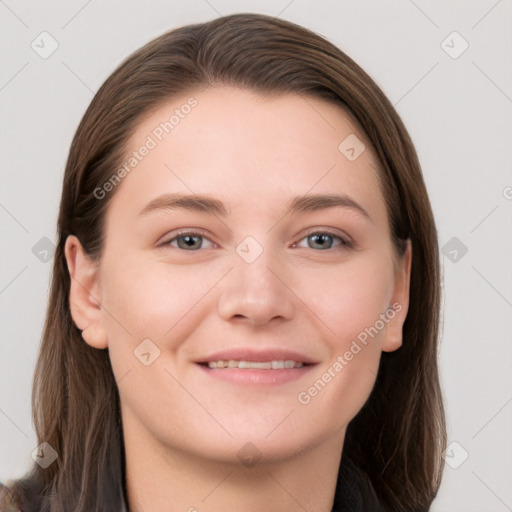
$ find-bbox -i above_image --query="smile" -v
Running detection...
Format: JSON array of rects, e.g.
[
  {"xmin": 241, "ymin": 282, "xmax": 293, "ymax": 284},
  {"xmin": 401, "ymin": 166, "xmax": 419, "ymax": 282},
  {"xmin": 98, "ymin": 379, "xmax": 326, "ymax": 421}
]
[{"xmin": 204, "ymin": 360, "xmax": 305, "ymax": 369}]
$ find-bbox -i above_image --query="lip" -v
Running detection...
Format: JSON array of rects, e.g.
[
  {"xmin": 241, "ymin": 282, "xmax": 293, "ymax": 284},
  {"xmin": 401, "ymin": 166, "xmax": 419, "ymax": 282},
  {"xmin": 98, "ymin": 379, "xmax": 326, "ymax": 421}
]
[
  {"xmin": 195, "ymin": 348, "xmax": 318, "ymax": 386},
  {"xmin": 195, "ymin": 348, "xmax": 318, "ymax": 365}
]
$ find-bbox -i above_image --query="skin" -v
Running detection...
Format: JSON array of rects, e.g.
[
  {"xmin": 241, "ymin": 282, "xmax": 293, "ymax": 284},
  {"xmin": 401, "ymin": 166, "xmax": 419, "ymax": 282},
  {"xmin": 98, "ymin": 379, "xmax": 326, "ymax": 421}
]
[{"xmin": 65, "ymin": 86, "xmax": 411, "ymax": 512}]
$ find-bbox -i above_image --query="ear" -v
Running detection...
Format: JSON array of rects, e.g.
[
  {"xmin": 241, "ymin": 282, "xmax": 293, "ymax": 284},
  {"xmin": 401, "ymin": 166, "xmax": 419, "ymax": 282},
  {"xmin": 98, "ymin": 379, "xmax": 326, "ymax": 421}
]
[
  {"xmin": 381, "ymin": 240, "xmax": 412, "ymax": 353},
  {"xmin": 64, "ymin": 235, "xmax": 108, "ymax": 349}
]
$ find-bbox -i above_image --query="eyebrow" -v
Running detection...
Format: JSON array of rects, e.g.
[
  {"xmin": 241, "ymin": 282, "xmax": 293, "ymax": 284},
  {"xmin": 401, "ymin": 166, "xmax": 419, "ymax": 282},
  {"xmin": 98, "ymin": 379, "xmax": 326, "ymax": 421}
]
[{"xmin": 138, "ymin": 192, "xmax": 371, "ymax": 221}]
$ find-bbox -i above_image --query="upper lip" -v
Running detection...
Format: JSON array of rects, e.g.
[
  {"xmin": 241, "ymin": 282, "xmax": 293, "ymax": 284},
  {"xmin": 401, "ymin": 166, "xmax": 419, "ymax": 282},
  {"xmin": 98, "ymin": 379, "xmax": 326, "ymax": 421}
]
[{"xmin": 196, "ymin": 348, "xmax": 318, "ymax": 365}]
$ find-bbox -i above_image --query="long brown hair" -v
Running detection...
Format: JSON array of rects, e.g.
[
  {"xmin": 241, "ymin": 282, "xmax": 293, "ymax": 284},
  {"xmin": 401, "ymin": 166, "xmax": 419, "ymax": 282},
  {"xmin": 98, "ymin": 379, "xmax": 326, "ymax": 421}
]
[{"xmin": 8, "ymin": 13, "xmax": 445, "ymax": 511}]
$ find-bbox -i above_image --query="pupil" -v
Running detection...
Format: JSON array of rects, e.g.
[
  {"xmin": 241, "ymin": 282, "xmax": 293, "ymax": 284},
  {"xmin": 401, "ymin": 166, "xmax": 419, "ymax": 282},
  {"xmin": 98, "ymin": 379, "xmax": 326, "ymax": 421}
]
[
  {"xmin": 311, "ymin": 234, "xmax": 331, "ymax": 249},
  {"xmin": 182, "ymin": 235, "xmax": 200, "ymax": 249}
]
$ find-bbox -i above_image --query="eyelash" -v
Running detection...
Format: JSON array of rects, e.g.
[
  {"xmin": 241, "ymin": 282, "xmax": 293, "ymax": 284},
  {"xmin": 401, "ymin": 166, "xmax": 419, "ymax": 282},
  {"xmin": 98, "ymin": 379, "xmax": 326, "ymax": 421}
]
[{"xmin": 160, "ymin": 229, "xmax": 353, "ymax": 251}]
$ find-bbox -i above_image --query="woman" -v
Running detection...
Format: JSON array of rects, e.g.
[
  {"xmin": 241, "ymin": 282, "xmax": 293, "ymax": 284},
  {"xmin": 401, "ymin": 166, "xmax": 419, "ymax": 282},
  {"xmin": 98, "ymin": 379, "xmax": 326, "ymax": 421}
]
[{"xmin": 1, "ymin": 13, "xmax": 445, "ymax": 512}]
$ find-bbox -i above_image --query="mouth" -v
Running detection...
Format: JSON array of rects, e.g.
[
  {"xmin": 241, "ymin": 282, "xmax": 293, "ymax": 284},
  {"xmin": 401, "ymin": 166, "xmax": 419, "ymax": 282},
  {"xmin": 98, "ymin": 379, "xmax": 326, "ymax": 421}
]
[
  {"xmin": 195, "ymin": 350, "xmax": 317, "ymax": 385},
  {"xmin": 199, "ymin": 360, "xmax": 309, "ymax": 369}
]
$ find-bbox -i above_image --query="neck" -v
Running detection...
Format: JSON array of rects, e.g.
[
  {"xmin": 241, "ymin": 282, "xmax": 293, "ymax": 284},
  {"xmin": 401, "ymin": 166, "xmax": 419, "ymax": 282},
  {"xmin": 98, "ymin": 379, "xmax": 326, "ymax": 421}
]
[{"xmin": 123, "ymin": 413, "xmax": 345, "ymax": 512}]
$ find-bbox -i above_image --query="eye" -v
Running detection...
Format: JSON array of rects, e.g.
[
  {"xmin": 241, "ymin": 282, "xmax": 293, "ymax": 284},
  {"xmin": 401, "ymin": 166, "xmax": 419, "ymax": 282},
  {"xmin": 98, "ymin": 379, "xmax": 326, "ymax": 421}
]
[
  {"xmin": 162, "ymin": 231, "xmax": 215, "ymax": 251},
  {"xmin": 293, "ymin": 230, "xmax": 351, "ymax": 251},
  {"xmin": 160, "ymin": 229, "xmax": 352, "ymax": 251}
]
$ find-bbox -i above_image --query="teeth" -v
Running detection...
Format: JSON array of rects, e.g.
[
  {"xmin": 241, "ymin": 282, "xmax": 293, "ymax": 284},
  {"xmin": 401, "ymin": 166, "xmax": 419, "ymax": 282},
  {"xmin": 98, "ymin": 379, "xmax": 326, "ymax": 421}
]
[
  {"xmin": 207, "ymin": 360, "xmax": 304, "ymax": 369},
  {"xmin": 239, "ymin": 361, "xmax": 271, "ymax": 369}
]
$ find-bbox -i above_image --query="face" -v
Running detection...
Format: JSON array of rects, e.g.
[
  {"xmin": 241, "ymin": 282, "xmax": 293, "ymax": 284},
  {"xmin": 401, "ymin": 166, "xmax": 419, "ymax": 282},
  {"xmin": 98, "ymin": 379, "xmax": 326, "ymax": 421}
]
[{"xmin": 67, "ymin": 86, "xmax": 411, "ymax": 465}]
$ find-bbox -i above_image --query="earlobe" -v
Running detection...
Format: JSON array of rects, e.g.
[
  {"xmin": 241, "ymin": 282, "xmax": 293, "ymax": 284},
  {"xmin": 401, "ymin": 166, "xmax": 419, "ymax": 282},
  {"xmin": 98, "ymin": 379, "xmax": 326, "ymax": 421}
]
[
  {"xmin": 64, "ymin": 235, "xmax": 108, "ymax": 349},
  {"xmin": 81, "ymin": 323, "xmax": 109, "ymax": 349},
  {"xmin": 381, "ymin": 240, "xmax": 412, "ymax": 353}
]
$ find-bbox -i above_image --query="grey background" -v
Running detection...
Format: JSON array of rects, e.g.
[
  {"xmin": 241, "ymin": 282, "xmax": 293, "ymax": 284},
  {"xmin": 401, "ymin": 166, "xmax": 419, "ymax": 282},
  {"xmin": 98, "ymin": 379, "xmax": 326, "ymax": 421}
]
[{"xmin": 1, "ymin": 1, "xmax": 511, "ymax": 510}]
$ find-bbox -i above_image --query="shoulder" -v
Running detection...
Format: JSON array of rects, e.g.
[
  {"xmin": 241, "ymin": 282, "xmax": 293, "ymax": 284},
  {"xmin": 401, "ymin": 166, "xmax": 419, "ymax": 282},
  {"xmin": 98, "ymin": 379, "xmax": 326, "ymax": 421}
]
[{"xmin": 0, "ymin": 483, "xmax": 23, "ymax": 512}]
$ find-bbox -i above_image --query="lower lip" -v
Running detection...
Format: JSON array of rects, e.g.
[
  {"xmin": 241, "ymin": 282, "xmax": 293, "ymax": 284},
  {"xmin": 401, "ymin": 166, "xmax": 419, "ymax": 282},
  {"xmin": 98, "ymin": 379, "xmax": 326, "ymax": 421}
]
[{"xmin": 196, "ymin": 364, "xmax": 315, "ymax": 385}]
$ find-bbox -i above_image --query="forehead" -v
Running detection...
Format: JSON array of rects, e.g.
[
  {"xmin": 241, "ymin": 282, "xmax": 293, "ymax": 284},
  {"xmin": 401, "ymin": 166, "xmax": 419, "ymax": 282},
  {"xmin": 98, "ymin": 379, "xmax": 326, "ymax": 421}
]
[{"xmin": 106, "ymin": 86, "xmax": 387, "ymax": 225}]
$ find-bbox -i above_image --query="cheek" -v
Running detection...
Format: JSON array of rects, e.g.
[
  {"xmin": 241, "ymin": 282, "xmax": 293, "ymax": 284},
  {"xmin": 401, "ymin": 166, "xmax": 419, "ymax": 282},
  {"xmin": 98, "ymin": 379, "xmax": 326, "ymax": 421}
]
[
  {"xmin": 294, "ymin": 256, "xmax": 394, "ymax": 421},
  {"xmin": 102, "ymin": 256, "xmax": 210, "ymax": 334},
  {"xmin": 99, "ymin": 256, "xmax": 227, "ymax": 376},
  {"xmin": 306, "ymin": 254, "xmax": 395, "ymax": 348},
  {"xmin": 98, "ymin": 258, "xmax": 217, "ymax": 421}
]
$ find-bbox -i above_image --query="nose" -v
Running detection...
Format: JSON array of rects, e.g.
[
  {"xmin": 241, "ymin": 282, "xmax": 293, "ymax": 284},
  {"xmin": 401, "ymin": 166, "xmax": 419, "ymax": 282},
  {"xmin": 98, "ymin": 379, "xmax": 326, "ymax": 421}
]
[{"xmin": 217, "ymin": 246, "xmax": 295, "ymax": 327}]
